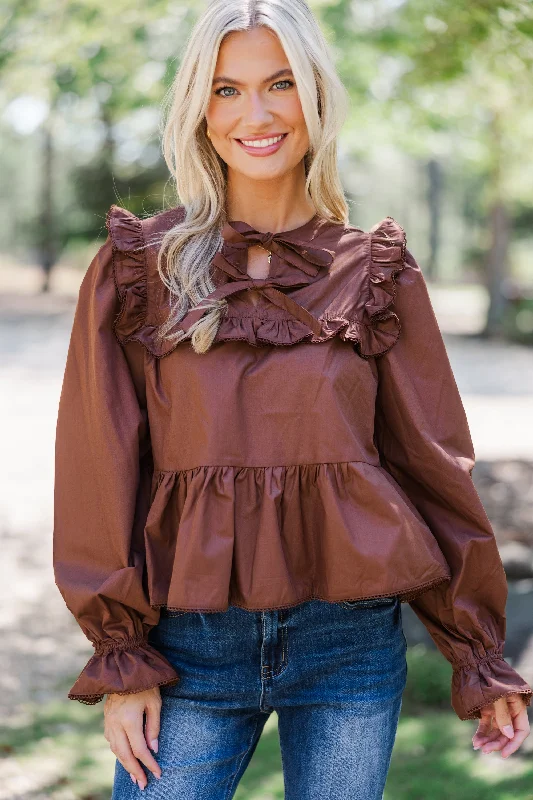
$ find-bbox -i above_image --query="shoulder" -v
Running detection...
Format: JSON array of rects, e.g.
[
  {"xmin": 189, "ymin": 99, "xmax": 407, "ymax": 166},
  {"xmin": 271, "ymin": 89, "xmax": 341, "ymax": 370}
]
[
  {"xmin": 320, "ymin": 215, "xmax": 409, "ymax": 302},
  {"xmin": 105, "ymin": 203, "xmax": 186, "ymax": 256},
  {"xmin": 318, "ymin": 215, "xmax": 410, "ymax": 280},
  {"xmin": 367, "ymin": 216, "xmax": 410, "ymax": 285},
  {"xmin": 358, "ymin": 216, "xmax": 429, "ymax": 356},
  {"xmin": 104, "ymin": 204, "xmax": 185, "ymax": 350},
  {"xmin": 336, "ymin": 215, "xmax": 408, "ymax": 264},
  {"xmin": 318, "ymin": 215, "xmax": 414, "ymax": 358}
]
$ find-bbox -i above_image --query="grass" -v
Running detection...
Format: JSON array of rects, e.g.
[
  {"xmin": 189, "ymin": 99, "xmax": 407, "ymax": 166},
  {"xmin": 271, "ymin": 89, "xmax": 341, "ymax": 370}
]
[{"xmin": 2, "ymin": 647, "xmax": 532, "ymax": 799}]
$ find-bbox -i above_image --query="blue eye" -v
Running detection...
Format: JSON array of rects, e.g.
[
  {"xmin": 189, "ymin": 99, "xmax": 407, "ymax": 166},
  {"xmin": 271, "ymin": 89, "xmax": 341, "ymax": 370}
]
[
  {"xmin": 272, "ymin": 80, "xmax": 294, "ymax": 90},
  {"xmin": 214, "ymin": 86, "xmax": 237, "ymax": 97},
  {"xmin": 214, "ymin": 79, "xmax": 294, "ymax": 97}
]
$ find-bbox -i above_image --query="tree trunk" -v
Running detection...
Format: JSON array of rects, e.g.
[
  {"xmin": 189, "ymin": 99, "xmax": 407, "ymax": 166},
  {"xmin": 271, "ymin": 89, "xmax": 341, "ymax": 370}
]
[
  {"xmin": 426, "ymin": 158, "xmax": 442, "ymax": 281},
  {"xmin": 38, "ymin": 114, "xmax": 56, "ymax": 293},
  {"xmin": 482, "ymin": 111, "xmax": 510, "ymax": 338}
]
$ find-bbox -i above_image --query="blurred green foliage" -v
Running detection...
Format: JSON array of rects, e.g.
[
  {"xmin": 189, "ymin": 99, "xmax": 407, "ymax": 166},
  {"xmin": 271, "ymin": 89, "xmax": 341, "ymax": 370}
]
[
  {"xmin": 403, "ymin": 642, "xmax": 453, "ymax": 711},
  {"xmin": 1, "ymin": 1, "xmax": 533, "ymax": 244},
  {"xmin": 502, "ymin": 292, "xmax": 533, "ymax": 344}
]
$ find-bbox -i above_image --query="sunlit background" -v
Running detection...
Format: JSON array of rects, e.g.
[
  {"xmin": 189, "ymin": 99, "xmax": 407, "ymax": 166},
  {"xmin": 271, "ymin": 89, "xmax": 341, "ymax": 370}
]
[{"xmin": 1, "ymin": 1, "xmax": 533, "ymax": 797}]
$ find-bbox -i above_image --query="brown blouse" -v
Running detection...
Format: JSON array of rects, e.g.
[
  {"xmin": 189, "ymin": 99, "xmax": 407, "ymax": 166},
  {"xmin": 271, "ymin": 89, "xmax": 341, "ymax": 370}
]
[{"xmin": 53, "ymin": 203, "xmax": 532, "ymax": 719}]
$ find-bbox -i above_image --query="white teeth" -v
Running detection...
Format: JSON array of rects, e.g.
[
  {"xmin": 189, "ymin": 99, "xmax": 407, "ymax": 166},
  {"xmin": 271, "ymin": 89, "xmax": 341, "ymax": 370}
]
[{"xmin": 240, "ymin": 134, "xmax": 284, "ymax": 148}]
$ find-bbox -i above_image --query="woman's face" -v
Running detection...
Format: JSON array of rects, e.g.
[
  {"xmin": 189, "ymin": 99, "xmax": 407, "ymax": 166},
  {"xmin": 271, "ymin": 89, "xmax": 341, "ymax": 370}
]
[{"xmin": 205, "ymin": 26, "xmax": 310, "ymax": 181}]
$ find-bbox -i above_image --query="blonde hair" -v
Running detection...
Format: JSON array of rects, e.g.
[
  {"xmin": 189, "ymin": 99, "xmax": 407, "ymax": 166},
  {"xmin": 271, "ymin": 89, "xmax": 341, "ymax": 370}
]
[{"xmin": 150, "ymin": 0, "xmax": 350, "ymax": 355}]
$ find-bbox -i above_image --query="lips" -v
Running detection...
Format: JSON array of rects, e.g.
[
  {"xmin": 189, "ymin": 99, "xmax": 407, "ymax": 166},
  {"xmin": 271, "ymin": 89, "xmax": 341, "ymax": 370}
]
[
  {"xmin": 237, "ymin": 133, "xmax": 287, "ymax": 143},
  {"xmin": 235, "ymin": 133, "xmax": 289, "ymax": 156}
]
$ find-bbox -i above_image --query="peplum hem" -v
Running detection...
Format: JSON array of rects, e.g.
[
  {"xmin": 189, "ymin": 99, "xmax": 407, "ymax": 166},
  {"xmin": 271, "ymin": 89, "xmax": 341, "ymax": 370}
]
[
  {"xmin": 151, "ymin": 576, "xmax": 450, "ymax": 614},
  {"xmin": 68, "ymin": 635, "xmax": 181, "ymax": 705},
  {"xmin": 451, "ymin": 655, "xmax": 533, "ymax": 720},
  {"xmin": 142, "ymin": 460, "xmax": 452, "ymax": 612}
]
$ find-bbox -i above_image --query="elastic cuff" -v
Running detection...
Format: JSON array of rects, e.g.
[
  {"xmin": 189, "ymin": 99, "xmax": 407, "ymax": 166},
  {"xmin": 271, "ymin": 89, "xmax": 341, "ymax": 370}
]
[
  {"xmin": 67, "ymin": 639, "xmax": 180, "ymax": 705},
  {"xmin": 451, "ymin": 656, "xmax": 532, "ymax": 720}
]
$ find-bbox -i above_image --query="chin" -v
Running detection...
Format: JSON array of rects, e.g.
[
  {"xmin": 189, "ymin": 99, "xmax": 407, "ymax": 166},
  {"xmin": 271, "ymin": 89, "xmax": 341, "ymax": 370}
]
[{"xmin": 233, "ymin": 159, "xmax": 300, "ymax": 179}]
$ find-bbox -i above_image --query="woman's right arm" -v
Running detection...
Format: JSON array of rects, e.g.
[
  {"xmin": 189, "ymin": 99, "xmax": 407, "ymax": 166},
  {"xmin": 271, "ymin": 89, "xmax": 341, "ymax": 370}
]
[
  {"xmin": 369, "ymin": 221, "xmax": 531, "ymax": 732},
  {"xmin": 53, "ymin": 214, "xmax": 180, "ymax": 785}
]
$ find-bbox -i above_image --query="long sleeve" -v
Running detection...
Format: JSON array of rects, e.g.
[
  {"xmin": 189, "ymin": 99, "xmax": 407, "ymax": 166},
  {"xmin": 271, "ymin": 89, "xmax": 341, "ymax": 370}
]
[
  {"xmin": 371, "ymin": 221, "xmax": 532, "ymax": 720},
  {"xmin": 53, "ymin": 221, "xmax": 180, "ymax": 705}
]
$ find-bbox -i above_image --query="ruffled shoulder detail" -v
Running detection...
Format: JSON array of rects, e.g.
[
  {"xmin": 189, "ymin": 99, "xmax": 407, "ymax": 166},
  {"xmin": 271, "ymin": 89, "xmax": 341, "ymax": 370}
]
[
  {"xmin": 106, "ymin": 204, "xmax": 148, "ymax": 347},
  {"xmin": 313, "ymin": 217, "xmax": 407, "ymax": 358},
  {"xmin": 104, "ymin": 208, "xmax": 407, "ymax": 358},
  {"xmin": 357, "ymin": 216, "xmax": 406, "ymax": 358}
]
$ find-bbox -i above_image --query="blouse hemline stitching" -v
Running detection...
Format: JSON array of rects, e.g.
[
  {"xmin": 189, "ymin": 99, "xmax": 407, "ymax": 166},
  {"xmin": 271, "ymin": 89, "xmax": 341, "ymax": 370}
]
[{"xmin": 149, "ymin": 574, "xmax": 451, "ymax": 614}]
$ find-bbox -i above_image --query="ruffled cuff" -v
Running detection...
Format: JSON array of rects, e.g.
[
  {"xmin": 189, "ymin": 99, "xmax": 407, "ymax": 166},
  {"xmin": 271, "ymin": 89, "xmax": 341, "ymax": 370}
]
[
  {"xmin": 68, "ymin": 634, "xmax": 181, "ymax": 705},
  {"xmin": 451, "ymin": 655, "xmax": 532, "ymax": 720}
]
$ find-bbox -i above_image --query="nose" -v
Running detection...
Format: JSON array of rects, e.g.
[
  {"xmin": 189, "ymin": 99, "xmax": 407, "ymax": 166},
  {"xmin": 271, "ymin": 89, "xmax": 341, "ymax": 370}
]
[{"xmin": 241, "ymin": 91, "xmax": 274, "ymax": 129}]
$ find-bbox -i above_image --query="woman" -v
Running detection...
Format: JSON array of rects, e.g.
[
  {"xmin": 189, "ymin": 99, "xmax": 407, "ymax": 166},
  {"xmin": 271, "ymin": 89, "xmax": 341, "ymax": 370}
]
[{"xmin": 53, "ymin": 1, "xmax": 531, "ymax": 797}]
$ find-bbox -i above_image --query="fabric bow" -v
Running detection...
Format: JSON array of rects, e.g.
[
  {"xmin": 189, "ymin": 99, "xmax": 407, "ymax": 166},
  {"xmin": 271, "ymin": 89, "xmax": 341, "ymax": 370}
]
[{"xmin": 177, "ymin": 218, "xmax": 334, "ymax": 337}]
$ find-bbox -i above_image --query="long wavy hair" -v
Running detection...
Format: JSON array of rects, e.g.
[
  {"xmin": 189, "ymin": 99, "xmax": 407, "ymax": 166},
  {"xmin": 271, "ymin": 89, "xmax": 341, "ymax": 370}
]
[{"xmin": 149, "ymin": 0, "xmax": 350, "ymax": 355}]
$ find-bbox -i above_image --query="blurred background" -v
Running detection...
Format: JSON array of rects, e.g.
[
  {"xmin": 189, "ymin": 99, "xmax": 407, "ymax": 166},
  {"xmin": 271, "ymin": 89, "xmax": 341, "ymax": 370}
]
[{"xmin": 1, "ymin": 0, "xmax": 533, "ymax": 797}]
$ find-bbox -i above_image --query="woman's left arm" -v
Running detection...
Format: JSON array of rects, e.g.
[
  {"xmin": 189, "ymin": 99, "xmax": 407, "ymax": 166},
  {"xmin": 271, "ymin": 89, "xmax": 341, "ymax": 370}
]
[{"xmin": 371, "ymin": 231, "xmax": 531, "ymax": 750}]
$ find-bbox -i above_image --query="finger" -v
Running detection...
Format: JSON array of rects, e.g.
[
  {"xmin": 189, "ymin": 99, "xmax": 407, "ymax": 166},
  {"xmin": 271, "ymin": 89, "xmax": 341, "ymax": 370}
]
[
  {"xmin": 493, "ymin": 696, "xmax": 514, "ymax": 740},
  {"xmin": 506, "ymin": 693, "xmax": 532, "ymax": 726},
  {"xmin": 506, "ymin": 692, "xmax": 530, "ymax": 715},
  {"xmin": 473, "ymin": 714, "xmax": 494, "ymax": 748},
  {"xmin": 476, "ymin": 727, "xmax": 503, "ymax": 749},
  {"xmin": 474, "ymin": 728, "xmax": 499, "ymax": 748},
  {"xmin": 481, "ymin": 733, "xmax": 509, "ymax": 754},
  {"xmin": 500, "ymin": 706, "xmax": 531, "ymax": 758},
  {"xmin": 125, "ymin": 721, "xmax": 162, "ymax": 781},
  {"xmin": 500, "ymin": 726, "xmax": 530, "ymax": 758},
  {"xmin": 110, "ymin": 729, "xmax": 148, "ymax": 789},
  {"xmin": 144, "ymin": 700, "xmax": 161, "ymax": 754}
]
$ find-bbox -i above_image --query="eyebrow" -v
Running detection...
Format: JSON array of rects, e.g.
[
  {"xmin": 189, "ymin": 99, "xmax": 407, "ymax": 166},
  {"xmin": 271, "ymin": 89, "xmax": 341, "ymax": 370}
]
[{"xmin": 212, "ymin": 68, "xmax": 294, "ymax": 87}]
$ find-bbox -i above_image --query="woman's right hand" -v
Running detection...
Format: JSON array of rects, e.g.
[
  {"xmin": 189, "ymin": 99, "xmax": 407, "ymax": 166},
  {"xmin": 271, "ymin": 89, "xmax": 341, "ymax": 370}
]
[{"xmin": 104, "ymin": 687, "xmax": 163, "ymax": 789}]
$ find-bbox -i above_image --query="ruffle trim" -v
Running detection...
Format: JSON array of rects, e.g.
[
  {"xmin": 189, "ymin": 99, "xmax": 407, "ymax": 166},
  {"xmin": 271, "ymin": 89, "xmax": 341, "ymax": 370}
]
[
  {"xmin": 142, "ymin": 461, "xmax": 451, "ymax": 612},
  {"xmin": 214, "ymin": 314, "xmax": 316, "ymax": 347},
  {"xmin": 209, "ymin": 217, "xmax": 407, "ymax": 354},
  {"xmin": 451, "ymin": 655, "xmax": 533, "ymax": 720},
  {"xmin": 106, "ymin": 204, "xmax": 148, "ymax": 347},
  {"xmin": 356, "ymin": 215, "xmax": 406, "ymax": 357},
  {"xmin": 67, "ymin": 636, "xmax": 180, "ymax": 705},
  {"xmin": 106, "ymin": 208, "xmax": 407, "ymax": 358},
  {"xmin": 317, "ymin": 315, "xmax": 402, "ymax": 359}
]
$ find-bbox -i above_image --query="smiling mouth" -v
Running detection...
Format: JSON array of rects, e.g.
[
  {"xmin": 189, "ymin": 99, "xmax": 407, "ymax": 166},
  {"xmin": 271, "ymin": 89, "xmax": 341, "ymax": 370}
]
[{"xmin": 236, "ymin": 133, "xmax": 288, "ymax": 149}]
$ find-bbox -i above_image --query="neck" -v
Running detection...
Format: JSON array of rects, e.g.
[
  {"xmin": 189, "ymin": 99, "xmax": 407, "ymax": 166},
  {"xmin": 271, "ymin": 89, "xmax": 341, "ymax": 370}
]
[{"xmin": 225, "ymin": 165, "xmax": 316, "ymax": 234}]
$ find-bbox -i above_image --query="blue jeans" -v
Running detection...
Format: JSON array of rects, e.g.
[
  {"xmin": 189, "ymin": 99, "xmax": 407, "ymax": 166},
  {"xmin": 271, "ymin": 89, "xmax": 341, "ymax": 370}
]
[{"xmin": 112, "ymin": 597, "xmax": 407, "ymax": 799}]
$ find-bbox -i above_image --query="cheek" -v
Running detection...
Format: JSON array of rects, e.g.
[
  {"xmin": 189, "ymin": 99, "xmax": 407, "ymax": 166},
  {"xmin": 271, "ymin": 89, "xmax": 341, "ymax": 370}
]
[
  {"xmin": 283, "ymin": 96, "xmax": 307, "ymax": 135},
  {"xmin": 205, "ymin": 101, "xmax": 235, "ymax": 135}
]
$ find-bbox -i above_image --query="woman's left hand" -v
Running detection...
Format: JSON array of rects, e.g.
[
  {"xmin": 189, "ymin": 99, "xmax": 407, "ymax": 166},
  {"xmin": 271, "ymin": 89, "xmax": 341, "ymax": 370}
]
[{"xmin": 473, "ymin": 693, "xmax": 530, "ymax": 757}]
